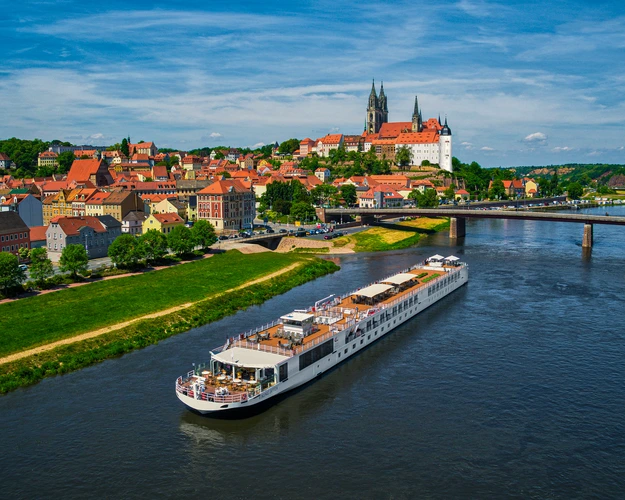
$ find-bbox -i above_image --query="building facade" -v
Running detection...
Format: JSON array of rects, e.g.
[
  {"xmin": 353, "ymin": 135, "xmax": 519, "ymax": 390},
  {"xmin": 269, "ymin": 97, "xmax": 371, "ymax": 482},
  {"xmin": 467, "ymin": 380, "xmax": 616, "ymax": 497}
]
[
  {"xmin": 197, "ymin": 180, "xmax": 256, "ymax": 232},
  {"xmin": 46, "ymin": 215, "xmax": 121, "ymax": 260},
  {"xmin": 0, "ymin": 211, "xmax": 30, "ymax": 256}
]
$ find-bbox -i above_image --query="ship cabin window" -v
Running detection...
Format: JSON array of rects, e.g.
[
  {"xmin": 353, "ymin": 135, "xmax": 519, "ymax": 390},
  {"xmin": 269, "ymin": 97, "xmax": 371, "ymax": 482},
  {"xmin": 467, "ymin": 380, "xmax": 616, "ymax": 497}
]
[
  {"xmin": 299, "ymin": 340, "xmax": 333, "ymax": 371},
  {"xmin": 392, "ymin": 306, "xmax": 397, "ymax": 315},
  {"xmin": 279, "ymin": 363, "xmax": 288, "ymax": 382}
]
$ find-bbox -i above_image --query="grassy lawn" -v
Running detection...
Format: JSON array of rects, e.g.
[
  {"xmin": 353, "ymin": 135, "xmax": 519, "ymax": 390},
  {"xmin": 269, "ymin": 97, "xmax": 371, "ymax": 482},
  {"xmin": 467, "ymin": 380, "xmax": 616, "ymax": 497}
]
[
  {"xmin": 332, "ymin": 217, "xmax": 449, "ymax": 252},
  {"xmin": 0, "ymin": 251, "xmax": 304, "ymax": 358}
]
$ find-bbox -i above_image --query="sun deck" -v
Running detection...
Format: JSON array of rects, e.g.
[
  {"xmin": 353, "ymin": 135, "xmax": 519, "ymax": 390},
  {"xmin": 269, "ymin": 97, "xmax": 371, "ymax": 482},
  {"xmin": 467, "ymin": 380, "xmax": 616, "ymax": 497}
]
[{"xmin": 226, "ymin": 264, "xmax": 451, "ymax": 355}]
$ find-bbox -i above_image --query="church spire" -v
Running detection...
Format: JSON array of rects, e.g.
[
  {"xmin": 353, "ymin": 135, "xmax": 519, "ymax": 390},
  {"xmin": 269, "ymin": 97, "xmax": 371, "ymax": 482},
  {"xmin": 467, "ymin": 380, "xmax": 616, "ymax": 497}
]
[
  {"xmin": 412, "ymin": 95, "xmax": 419, "ymax": 119},
  {"xmin": 379, "ymin": 81, "xmax": 388, "ymax": 113},
  {"xmin": 412, "ymin": 95, "xmax": 422, "ymax": 132},
  {"xmin": 368, "ymin": 79, "xmax": 378, "ymax": 109}
]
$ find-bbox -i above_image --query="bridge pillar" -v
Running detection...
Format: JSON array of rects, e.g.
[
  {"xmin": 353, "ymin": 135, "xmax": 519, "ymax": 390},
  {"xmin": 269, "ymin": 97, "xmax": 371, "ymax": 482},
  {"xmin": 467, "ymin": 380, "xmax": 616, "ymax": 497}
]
[
  {"xmin": 360, "ymin": 215, "xmax": 375, "ymax": 226},
  {"xmin": 316, "ymin": 207, "xmax": 326, "ymax": 223},
  {"xmin": 450, "ymin": 217, "xmax": 466, "ymax": 239},
  {"xmin": 582, "ymin": 223, "xmax": 593, "ymax": 248}
]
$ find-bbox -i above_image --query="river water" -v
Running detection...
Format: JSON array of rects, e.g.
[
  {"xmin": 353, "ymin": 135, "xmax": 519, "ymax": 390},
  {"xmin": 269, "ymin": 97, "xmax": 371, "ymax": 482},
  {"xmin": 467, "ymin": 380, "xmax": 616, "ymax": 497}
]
[{"xmin": 1, "ymin": 206, "xmax": 624, "ymax": 499}]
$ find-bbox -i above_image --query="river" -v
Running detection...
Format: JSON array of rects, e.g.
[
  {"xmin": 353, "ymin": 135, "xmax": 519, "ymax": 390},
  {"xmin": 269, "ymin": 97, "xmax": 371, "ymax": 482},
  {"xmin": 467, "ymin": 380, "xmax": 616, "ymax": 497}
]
[{"xmin": 1, "ymin": 206, "xmax": 624, "ymax": 499}]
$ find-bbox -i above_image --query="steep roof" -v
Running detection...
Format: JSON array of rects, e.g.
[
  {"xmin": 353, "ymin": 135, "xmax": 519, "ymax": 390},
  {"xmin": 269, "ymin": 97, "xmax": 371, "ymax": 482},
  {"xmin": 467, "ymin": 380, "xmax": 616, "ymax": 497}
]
[
  {"xmin": 0, "ymin": 211, "xmax": 29, "ymax": 234},
  {"xmin": 67, "ymin": 159, "xmax": 105, "ymax": 183},
  {"xmin": 29, "ymin": 225, "xmax": 48, "ymax": 241},
  {"xmin": 395, "ymin": 131, "xmax": 440, "ymax": 144},
  {"xmin": 152, "ymin": 213, "xmax": 183, "ymax": 224},
  {"xmin": 197, "ymin": 179, "xmax": 250, "ymax": 195},
  {"xmin": 378, "ymin": 122, "xmax": 412, "ymax": 138},
  {"xmin": 51, "ymin": 216, "xmax": 106, "ymax": 235}
]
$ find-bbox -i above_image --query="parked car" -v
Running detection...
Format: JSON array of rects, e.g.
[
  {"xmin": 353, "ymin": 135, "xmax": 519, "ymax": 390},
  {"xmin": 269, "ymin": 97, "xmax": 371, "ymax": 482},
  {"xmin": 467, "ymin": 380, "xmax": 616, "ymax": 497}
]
[
  {"xmin": 19, "ymin": 264, "xmax": 28, "ymax": 271},
  {"xmin": 266, "ymin": 228, "xmax": 275, "ymax": 234},
  {"xmin": 218, "ymin": 235, "xmax": 228, "ymax": 240}
]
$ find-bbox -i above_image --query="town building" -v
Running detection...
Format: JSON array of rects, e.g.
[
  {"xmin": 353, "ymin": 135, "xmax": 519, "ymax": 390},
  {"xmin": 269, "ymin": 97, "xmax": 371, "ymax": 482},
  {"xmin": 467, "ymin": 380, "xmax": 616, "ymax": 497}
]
[
  {"xmin": 46, "ymin": 215, "xmax": 121, "ymax": 260},
  {"xmin": 358, "ymin": 185, "xmax": 404, "ymax": 208},
  {"xmin": 102, "ymin": 191, "xmax": 144, "ymax": 222},
  {"xmin": 315, "ymin": 168, "xmax": 331, "ymax": 183},
  {"xmin": 38, "ymin": 151, "xmax": 59, "ymax": 168},
  {"xmin": 142, "ymin": 212, "xmax": 184, "ymax": 234},
  {"xmin": 197, "ymin": 180, "xmax": 256, "ymax": 232},
  {"xmin": 0, "ymin": 193, "xmax": 43, "ymax": 227},
  {"xmin": 129, "ymin": 142, "xmax": 158, "ymax": 157},
  {"xmin": 0, "ymin": 152, "xmax": 12, "ymax": 169},
  {"xmin": 66, "ymin": 159, "xmax": 114, "ymax": 187},
  {"xmin": 122, "ymin": 211, "xmax": 148, "ymax": 236},
  {"xmin": 316, "ymin": 134, "xmax": 344, "ymax": 157},
  {"xmin": 29, "ymin": 225, "xmax": 48, "ymax": 249},
  {"xmin": 0, "ymin": 211, "xmax": 30, "ymax": 256}
]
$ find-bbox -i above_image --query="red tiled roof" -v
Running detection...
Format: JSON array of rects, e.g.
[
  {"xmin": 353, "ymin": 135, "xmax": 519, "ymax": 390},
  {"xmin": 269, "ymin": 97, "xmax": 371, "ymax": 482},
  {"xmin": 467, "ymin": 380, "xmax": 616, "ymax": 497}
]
[
  {"xmin": 29, "ymin": 225, "xmax": 48, "ymax": 241},
  {"xmin": 67, "ymin": 159, "xmax": 105, "ymax": 183},
  {"xmin": 152, "ymin": 213, "xmax": 183, "ymax": 224},
  {"xmin": 320, "ymin": 134, "xmax": 343, "ymax": 145},
  {"xmin": 378, "ymin": 122, "xmax": 412, "ymax": 138},
  {"xmin": 395, "ymin": 131, "xmax": 439, "ymax": 144},
  {"xmin": 197, "ymin": 179, "xmax": 251, "ymax": 195},
  {"xmin": 51, "ymin": 216, "xmax": 106, "ymax": 235}
]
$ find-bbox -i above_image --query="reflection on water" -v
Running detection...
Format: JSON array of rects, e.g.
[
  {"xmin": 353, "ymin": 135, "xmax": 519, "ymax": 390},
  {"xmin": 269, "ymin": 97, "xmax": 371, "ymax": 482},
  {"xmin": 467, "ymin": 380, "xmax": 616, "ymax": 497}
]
[{"xmin": 1, "ymin": 206, "xmax": 625, "ymax": 499}]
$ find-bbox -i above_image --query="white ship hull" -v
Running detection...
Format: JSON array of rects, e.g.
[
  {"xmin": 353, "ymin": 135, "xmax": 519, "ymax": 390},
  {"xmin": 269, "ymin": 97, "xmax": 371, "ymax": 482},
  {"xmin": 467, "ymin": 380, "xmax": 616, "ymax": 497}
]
[{"xmin": 176, "ymin": 260, "xmax": 468, "ymax": 417}]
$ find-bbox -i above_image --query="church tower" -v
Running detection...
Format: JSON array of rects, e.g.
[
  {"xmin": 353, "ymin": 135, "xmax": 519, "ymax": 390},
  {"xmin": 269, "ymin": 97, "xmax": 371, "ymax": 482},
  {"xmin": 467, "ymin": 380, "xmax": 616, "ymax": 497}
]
[
  {"xmin": 411, "ymin": 95, "xmax": 423, "ymax": 132},
  {"xmin": 366, "ymin": 80, "xmax": 387, "ymax": 134}
]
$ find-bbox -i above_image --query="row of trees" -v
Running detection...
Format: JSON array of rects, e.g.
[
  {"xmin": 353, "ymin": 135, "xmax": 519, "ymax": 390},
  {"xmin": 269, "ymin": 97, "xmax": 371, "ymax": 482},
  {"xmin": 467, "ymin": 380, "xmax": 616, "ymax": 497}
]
[
  {"xmin": 257, "ymin": 180, "xmax": 358, "ymax": 220},
  {"xmin": 0, "ymin": 221, "xmax": 217, "ymax": 297}
]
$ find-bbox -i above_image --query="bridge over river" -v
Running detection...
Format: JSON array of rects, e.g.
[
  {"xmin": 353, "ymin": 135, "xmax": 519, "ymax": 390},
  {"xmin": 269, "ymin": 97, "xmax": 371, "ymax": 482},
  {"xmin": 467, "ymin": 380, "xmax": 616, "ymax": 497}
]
[{"xmin": 319, "ymin": 207, "xmax": 625, "ymax": 248}]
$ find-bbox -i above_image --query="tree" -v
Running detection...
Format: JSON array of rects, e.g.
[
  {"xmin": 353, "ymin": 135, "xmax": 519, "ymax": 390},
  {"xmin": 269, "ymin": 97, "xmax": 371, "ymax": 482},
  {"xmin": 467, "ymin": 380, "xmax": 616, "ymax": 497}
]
[
  {"xmin": 311, "ymin": 184, "xmax": 338, "ymax": 207},
  {"xmin": 57, "ymin": 151, "xmax": 75, "ymax": 174},
  {"xmin": 290, "ymin": 201, "xmax": 316, "ymax": 221},
  {"xmin": 278, "ymin": 138, "xmax": 300, "ymax": 155},
  {"xmin": 141, "ymin": 230, "xmax": 168, "ymax": 263},
  {"xmin": 167, "ymin": 225, "xmax": 195, "ymax": 256},
  {"xmin": 567, "ymin": 182, "xmax": 583, "ymax": 200},
  {"xmin": 121, "ymin": 138, "xmax": 130, "ymax": 157},
  {"xmin": 489, "ymin": 179, "xmax": 506, "ymax": 200},
  {"xmin": 444, "ymin": 184, "xmax": 456, "ymax": 200},
  {"xmin": 418, "ymin": 189, "xmax": 439, "ymax": 208},
  {"xmin": 395, "ymin": 146, "xmax": 413, "ymax": 171},
  {"xmin": 108, "ymin": 234, "xmax": 144, "ymax": 269},
  {"xmin": 0, "ymin": 252, "xmax": 25, "ymax": 295},
  {"xmin": 18, "ymin": 246, "xmax": 30, "ymax": 261},
  {"xmin": 340, "ymin": 184, "xmax": 357, "ymax": 206},
  {"xmin": 192, "ymin": 220, "xmax": 217, "ymax": 249},
  {"xmin": 59, "ymin": 244, "xmax": 88, "ymax": 278},
  {"xmin": 28, "ymin": 247, "xmax": 54, "ymax": 284}
]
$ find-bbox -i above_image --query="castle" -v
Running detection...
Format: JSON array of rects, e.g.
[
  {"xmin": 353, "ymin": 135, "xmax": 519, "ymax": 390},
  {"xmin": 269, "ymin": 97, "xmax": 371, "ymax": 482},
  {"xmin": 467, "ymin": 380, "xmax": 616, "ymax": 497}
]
[{"xmin": 364, "ymin": 80, "xmax": 452, "ymax": 172}]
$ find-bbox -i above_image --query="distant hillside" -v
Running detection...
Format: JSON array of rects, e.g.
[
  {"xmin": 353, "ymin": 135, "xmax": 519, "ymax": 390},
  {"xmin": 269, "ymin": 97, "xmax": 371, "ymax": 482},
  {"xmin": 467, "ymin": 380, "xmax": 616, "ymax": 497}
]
[{"xmin": 509, "ymin": 164, "xmax": 625, "ymax": 187}]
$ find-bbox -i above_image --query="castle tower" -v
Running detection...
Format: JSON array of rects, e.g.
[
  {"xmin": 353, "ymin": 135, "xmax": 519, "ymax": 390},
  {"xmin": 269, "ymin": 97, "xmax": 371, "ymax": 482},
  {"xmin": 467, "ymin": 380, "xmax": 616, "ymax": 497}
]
[
  {"xmin": 439, "ymin": 116, "xmax": 453, "ymax": 172},
  {"xmin": 411, "ymin": 96, "xmax": 423, "ymax": 132},
  {"xmin": 366, "ymin": 79, "xmax": 387, "ymax": 134}
]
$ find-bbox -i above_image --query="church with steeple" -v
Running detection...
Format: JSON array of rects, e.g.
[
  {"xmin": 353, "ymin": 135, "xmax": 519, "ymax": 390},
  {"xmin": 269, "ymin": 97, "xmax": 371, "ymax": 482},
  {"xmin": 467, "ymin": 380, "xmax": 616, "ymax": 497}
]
[
  {"xmin": 363, "ymin": 80, "xmax": 453, "ymax": 172},
  {"xmin": 365, "ymin": 80, "xmax": 388, "ymax": 134}
]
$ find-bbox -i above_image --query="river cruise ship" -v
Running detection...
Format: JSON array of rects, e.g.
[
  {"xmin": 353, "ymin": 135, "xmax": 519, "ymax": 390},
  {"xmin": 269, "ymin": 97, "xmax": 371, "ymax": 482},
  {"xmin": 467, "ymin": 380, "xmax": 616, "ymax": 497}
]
[{"xmin": 176, "ymin": 255, "xmax": 468, "ymax": 416}]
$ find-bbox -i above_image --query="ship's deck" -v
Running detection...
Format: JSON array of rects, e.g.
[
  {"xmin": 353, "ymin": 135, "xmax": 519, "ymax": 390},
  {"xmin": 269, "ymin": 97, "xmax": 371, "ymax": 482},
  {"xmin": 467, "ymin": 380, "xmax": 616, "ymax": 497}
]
[{"xmin": 235, "ymin": 266, "xmax": 449, "ymax": 353}]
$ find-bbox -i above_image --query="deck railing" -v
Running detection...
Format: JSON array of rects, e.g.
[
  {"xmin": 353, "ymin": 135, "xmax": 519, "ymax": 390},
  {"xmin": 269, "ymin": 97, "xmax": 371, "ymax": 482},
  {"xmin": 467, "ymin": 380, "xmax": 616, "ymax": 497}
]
[{"xmin": 176, "ymin": 377, "xmax": 263, "ymax": 403}]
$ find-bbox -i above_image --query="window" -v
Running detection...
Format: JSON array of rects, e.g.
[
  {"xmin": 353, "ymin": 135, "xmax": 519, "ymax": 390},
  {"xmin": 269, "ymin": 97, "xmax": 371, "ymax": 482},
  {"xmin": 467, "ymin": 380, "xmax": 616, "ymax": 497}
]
[
  {"xmin": 279, "ymin": 363, "xmax": 288, "ymax": 382},
  {"xmin": 344, "ymin": 348, "xmax": 348, "ymax": 354}
]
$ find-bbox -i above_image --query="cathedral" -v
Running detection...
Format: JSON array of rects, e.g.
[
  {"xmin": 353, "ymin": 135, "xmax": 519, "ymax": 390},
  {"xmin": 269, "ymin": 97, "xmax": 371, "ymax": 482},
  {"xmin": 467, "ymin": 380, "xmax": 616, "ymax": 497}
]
[{"xmin": 364, "ymin": 80, "xmax": 453, "ymax": 172}]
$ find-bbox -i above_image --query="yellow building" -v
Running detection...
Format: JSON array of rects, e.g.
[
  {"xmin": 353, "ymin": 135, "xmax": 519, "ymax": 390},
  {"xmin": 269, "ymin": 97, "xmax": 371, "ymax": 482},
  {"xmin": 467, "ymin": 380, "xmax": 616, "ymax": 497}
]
[{"xmin": 142, "ymin": 212, "xmax": 184, "ymax": 234}]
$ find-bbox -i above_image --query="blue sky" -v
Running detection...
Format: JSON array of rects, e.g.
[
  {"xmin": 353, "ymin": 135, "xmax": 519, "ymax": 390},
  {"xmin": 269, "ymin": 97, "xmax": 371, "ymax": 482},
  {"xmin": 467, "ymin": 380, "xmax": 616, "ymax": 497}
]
[{"xmin": 1, "ymin": 0, "xmax": 624, "ymax": 167}]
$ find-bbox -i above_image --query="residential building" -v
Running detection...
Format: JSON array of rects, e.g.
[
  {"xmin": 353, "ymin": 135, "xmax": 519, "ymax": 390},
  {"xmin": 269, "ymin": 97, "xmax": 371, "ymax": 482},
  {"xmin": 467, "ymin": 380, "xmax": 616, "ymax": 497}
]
[
  {"xmin": 197, "ymin": 179, "xmax": 256, "ymax": 232},
  {"xmin": 38, "ymin": 151, "xmax": 59, "ymax": 168},
  {"xmin": 1, "ymin": 193, "xmax": 43, "ymax": 227},
  {"xmin": 29, "ymin": 225, "xmax": 48, "ymax": 249},
  {"xmin": 85, "ymin": 191, "xmax": 111, "ymax": 217},
  {"xmin": 314, "ymin": 168, "xmax": 331, "ymax": 183},
  {"xmin": 152, "ymin": 165, "xmax": 169, "ymax": 181},
  {"xmin": 358, "ymin": 185, "xmax": 404, "ymax": 208},
  {"xmin": 42, "ymin": 189, "xmax": 75, "ymax": 224},
  {"xmin": 46, "ymin": 215, "xmax": 121, "ymax": 260},
  {"xmin": 176, "ymin": 179, "xmax": 211, "ymax": 201},
  {"xmin": 101, "ymin": 191, "xmax": 143, "ymax": 222},
  {"xmin": 343, "ymin": 135, "xmax": 364, "ymax": 153},
  {"xmin": 129, "ymin": 142, "xmax": 158, "ymax": 156},
  {"xmin": 122, "ymin": 211, "xmax": 148, "ymax": 236},
  {"xmin": 153, "ymin": 198, "xmax": 187, "ymax": 220},
  {"xmin": 316, "ymin": 134, "xmax": 344, "ymax": 157},
  {"xmin": 66, "ymin": 159, "xmax": 114, "ymax": 187},
  {"xmin": 299, "ymin": 138, "xmax": 315, "ymax": 156},
  {"xmin": 70, "ymin": 188, "xmax": 99, "ymax": 217},
  {"xmin": 142, "ymin": 212, "xmax": 184, "ymax": 234},
  {"xmin": 182, "ymin": 155, "xmax": 202, "ymax": 171},
  {"xmin": 455, "ymin": 189, "xmax": 470, "ymax": 201},
  {"xmin": 0, "ymin": 152, "xmax": 12, "ymax": 169},
  {"xmin": 0, "ymin": 211, "xmax": 30, "ymax": 256}
]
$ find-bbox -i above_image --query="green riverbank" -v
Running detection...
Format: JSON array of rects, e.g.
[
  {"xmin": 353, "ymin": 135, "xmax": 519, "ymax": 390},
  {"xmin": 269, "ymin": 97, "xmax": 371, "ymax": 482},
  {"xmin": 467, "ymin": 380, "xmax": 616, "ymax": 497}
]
[{"xmin": 0, "ymin": 255, "xmax": 339, "ymax": 394}]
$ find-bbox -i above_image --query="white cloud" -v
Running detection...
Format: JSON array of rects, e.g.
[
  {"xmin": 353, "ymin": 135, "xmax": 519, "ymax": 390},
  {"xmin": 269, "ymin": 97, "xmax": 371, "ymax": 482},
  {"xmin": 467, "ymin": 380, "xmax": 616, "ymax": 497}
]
[
  {"xmin": 252, "ymin": 142, "xmax": 265, "ymax": 148},
  {"xmin": 480, "ymin": 146, "xmax": 494, "ymax": 151},
  {"xmin": 552, "ymin": 146, "xmax": 573, "ymax": 152},
  {"xmin": 587, "ymin": 150, "xmax": 602, "ymax": 156},
  {"xmin": 524, "ymin": 132, "xmax": 547, "ymax": 143},
  {"xmin": 209, "ymin": 132, "xmax": 222, "ymax": 138}
]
